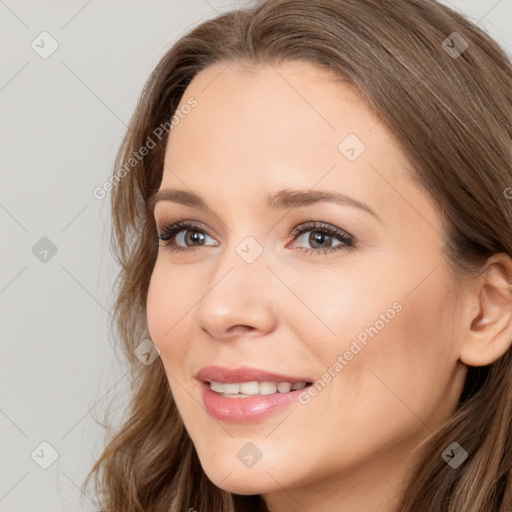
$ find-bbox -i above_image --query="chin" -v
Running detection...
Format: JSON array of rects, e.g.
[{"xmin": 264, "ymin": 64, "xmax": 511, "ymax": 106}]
[
  {"xmin": 198, "ymin": 456, "xmax": 281, "ymax": 495},
  {"xmin": 209, "ymin": 471, "xmax": 278, "ymax": 496}
]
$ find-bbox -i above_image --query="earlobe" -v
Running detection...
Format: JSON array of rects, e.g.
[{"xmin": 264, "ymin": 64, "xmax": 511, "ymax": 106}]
[{"xmin": 459, "ymin": 253, "xmax": 512, "ymax": 367}]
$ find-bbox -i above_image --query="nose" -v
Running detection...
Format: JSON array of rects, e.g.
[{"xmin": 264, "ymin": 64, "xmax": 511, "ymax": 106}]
[{"xmin": 194, "ymin": 248, "xmax": 279, "ymax": 340}]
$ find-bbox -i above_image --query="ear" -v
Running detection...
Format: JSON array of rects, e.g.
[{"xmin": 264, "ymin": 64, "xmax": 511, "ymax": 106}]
[{"xmin": 459, "ymin": 253, "xmax": 512, "ymax": 367}]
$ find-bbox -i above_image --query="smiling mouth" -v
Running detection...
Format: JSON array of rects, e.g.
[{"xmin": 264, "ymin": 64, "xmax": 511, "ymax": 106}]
[{"xmin": 208, "ymin": 380, "xmax": 313, "ymax": 398}]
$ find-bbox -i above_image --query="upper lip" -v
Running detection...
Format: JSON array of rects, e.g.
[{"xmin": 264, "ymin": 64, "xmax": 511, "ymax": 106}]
[{"xmin": 195, "ymin": 365, "xmax": 313, "ymax": 384}]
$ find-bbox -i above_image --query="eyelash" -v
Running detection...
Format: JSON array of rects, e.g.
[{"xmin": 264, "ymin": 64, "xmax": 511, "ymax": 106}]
[{"xmin": 155, "ymin": 220, "xmax": 355, "ymax": 256}]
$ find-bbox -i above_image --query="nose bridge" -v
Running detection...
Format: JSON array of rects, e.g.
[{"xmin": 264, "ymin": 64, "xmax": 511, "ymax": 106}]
[
  {"xmin": 210, "ymin": 231, "xmax": 273, "ymax": 304},
  {"xmin": 213, "ymin": 222, "xmax": 272, "ymax": 282},
  {"xmin": 193, "ymin": 232, "xmax": 278, "ymax": 337}
]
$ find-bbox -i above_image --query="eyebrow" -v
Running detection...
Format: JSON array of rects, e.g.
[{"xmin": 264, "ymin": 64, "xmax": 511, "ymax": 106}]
[{"xmin": 149, "ymin": 188, "xmax": 382, "ymax": 222}]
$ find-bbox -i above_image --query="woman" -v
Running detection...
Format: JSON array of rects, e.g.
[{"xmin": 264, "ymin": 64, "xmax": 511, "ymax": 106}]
[{"xmin": 84, "ymin": 0, "xmax": 512, "ymax": 510}]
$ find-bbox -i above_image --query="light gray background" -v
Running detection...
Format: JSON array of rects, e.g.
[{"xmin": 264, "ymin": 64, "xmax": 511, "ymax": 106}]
[{"xmin": 1, "ymin": 1, "xmax": 511, "ymax": 510}]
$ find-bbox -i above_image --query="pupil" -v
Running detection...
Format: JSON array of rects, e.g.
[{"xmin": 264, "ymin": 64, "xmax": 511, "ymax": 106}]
[
  {"xmin": 310, "ymin": 231, "xmax": 331, "ymax": 248},
  {"xmin": 187, "ymin": 231, "xmax": 204, "ymax": 245}
]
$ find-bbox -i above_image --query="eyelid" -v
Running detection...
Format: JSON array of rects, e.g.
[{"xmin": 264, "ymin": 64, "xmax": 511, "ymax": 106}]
[
  {"xmin": 289, "ymin": 220, "xmax": 354, "ymax": 240},
  {"xmin": 155, "ymin": 218, "xmax": 352, "ymax": 238},
  {"xmin": 155, "ymin": 217, "xmax": 212, "ymax": 236},
  {"xmin": 156, "ymin": 220, "xmax": 217, "ymax": 243},
  {"xmin": 156, "ymin": 218, "xmax": 356, "ymax": 255},
  {"xmin": 154, "ymin": 210, "xmax": 223, "ymax": 238}
]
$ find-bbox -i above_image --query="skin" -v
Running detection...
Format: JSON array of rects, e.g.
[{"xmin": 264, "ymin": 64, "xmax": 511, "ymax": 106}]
[{"xmin": 146, "ymin": 60, "xmax": 512, "ymax": 512}]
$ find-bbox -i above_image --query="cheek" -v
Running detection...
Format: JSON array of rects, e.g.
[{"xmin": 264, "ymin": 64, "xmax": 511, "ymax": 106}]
[
  {"xmin": 146, "ymin": 268, "xmax": 166, "ymax": 348},
  {"xmin": 146, "ymin": 266, "xmax": 201, "ymax": 416},
  {"xmin": 146, "ymin": 264, "xmax": 194, "ymax": 356},
  {"xmin": 334, "ymin": 272, "xmax": 458, "ymax": 429},
  {"xmin": 288, "ymin": 264, "xmax": 405, "ymax": 370},
  {"xmin": 297, "ymin": 260, "xmax": 458, "ymax": 437}
]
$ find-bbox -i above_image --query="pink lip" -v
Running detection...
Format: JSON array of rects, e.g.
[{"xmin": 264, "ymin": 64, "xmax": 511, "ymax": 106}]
[
  {"xmin": 200, "ymin": 382, "xmax": 310, "ymax": 423},
  {"xmin": 195, "ymin": 365, "xmax": 312, "ymax": 384},
  {"xmin": 195, "ymin": 365, "xmax": 313, "ymax": 424}
]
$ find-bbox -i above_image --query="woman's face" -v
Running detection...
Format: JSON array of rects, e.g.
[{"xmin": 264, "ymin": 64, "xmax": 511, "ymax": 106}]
[{"xmin": 147, "ymin": 60, "xmax": 468, "ymax": 508}]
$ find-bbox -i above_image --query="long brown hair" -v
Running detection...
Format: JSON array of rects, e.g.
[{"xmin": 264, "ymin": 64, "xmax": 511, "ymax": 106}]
[{"xmin": 83, "ymin": 1, "xmax": 512, "ymax": 510}]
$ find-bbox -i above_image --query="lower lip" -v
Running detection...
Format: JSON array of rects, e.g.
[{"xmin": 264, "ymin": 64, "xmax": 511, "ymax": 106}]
[{"xmin": 200, "ymin": 382, "xmax": 308, "ymax": 423}]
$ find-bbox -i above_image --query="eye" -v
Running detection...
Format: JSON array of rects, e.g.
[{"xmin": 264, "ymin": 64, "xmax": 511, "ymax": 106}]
[
  {"xmin": 156, "ymin": 220, "xmax": 218, "ymax": 252},
  {"xmin": 156, "ymin": 219, "xmax": 355, "ymax": 255},
  {"xmin": 288, "ymin": 221, "xmax": 355, "ymax": 255}
]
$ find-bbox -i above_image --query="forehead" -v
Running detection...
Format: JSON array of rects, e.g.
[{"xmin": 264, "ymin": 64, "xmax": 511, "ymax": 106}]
[
  {"xmin": 160, "ymin": 60, "xmax": 440, "ymax": 233},
  {"xmin": 167, "ymin": 60, "xmax": 378, "ymax": 161}
]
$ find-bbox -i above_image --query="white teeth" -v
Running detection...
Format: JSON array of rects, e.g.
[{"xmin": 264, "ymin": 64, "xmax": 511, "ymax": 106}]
[
  {"xmin": 239, "ymin": 381, "xmax": 260, "ymax": 395},
  {"xmin": 210, "ymin": 381, "xmax": 224, "ymax": 393},
  {"xmin": 209, "ymin": 380, "xmax": 309, "ymax": 397},
  {"xmin": 277, "ymin": 382, "xmax": 291, "ymax": 393},
  {"xmin": 259, "ymin": 381, "xmax": 277, "ymax": 395},
  {"xmin": 223, "ymin": 383, "xmax": 240, "ymax": 394}
]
